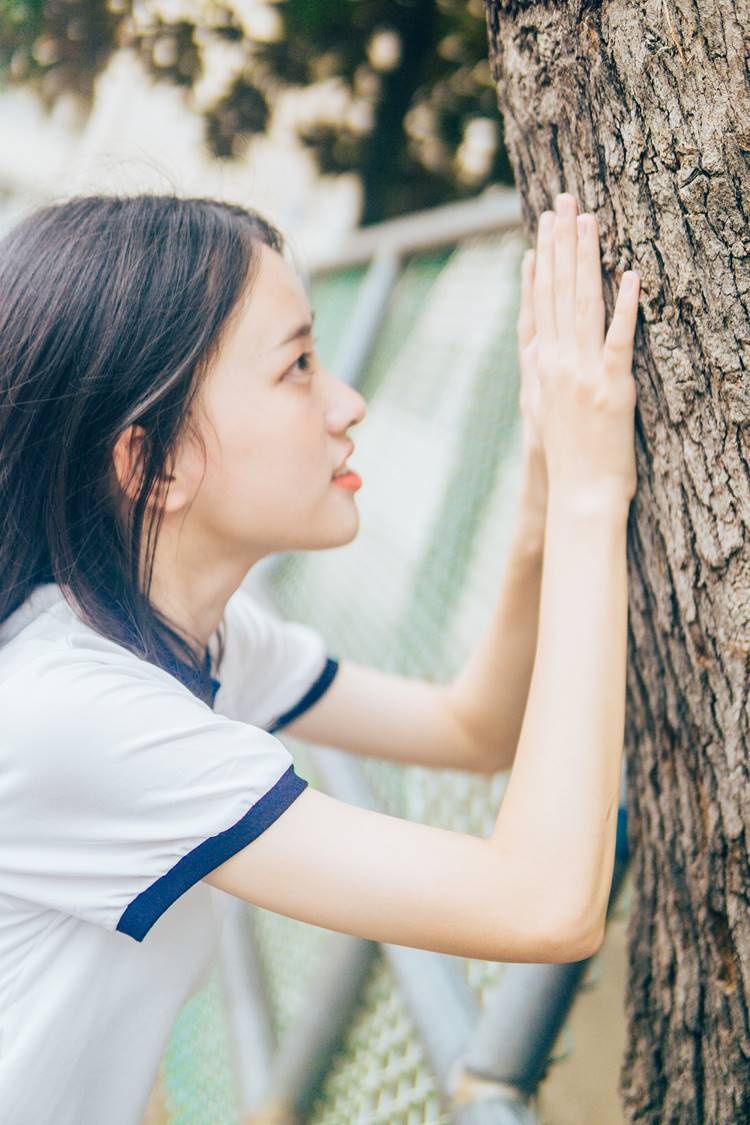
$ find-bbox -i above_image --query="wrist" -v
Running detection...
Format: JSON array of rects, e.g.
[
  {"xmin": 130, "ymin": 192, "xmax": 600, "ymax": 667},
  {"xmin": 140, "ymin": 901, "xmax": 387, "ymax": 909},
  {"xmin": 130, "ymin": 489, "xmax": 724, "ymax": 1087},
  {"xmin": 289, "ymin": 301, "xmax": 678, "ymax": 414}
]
[
  {"xmin": 547, "ymin": 484, "xmax": 632, "ymax": 525},
  {"xmin": 516, "ymin": 451, "xmax": 547, "ymax": 548}
]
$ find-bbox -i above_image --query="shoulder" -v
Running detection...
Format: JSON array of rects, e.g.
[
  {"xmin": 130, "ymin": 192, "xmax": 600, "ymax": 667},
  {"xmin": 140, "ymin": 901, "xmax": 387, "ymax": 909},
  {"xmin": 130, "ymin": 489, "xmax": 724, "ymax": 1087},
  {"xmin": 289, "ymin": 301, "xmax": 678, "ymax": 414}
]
[
  {"xmin": 0, "ymin": 617, "xmax": 212, "ymax": 772},
  {"xmin": 0, "ymin": 615, "xmax": 297, "ymax": 818},
  {"xmin": 0, "ymin": 584, "xmax": 175, "ymax": 703}
]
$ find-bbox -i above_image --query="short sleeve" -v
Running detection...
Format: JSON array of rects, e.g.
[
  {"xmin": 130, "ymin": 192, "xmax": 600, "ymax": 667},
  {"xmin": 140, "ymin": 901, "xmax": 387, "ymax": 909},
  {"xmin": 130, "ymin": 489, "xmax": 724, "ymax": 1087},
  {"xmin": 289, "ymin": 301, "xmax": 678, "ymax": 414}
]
[
  {"xmin": 0, "ymin": 653, "xmax": 309, "ymax": 942},
  {"xmin": 216, "ymin": 586, "xmax": 339, "ymax": 733}
]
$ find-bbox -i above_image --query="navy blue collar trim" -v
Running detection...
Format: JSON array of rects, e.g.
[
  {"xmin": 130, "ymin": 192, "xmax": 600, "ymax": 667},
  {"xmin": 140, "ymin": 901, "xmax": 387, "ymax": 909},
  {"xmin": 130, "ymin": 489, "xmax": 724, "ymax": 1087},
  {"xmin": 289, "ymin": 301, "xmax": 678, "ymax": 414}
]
[{"xmin": 151, "ymin": 635, "xmax": 221, "ymax": 709}]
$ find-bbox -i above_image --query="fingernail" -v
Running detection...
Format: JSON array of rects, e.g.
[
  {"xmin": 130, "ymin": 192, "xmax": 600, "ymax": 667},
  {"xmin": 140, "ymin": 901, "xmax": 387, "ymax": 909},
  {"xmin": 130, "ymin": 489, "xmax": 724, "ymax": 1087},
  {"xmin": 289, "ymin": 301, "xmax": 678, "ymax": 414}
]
[
  {"xmin": 623, "ymin": 271, "xmax": 639, "ymax": 291},
  {"xmin": 577, "ymin": 214, "xmax": 592, "ymax": 235},
  {"xmin": 539, "ymin": 211, "xmax": 554, "ymax": 235}
]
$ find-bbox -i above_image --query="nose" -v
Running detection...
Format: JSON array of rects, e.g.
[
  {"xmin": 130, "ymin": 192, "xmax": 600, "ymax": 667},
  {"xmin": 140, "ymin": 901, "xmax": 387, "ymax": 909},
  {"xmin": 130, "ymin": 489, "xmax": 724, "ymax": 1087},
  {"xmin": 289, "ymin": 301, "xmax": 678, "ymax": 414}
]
[{"xmin": 324, "ymin": 367, "xmax": 367, "ymax": 432}]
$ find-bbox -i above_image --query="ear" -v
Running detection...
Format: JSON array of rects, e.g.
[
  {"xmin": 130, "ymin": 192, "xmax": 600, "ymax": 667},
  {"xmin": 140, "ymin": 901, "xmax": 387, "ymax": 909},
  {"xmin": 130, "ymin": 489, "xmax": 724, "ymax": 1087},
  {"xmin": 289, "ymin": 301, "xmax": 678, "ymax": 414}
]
[
  {"xmin": 112, "ymin": 425, "xmax": 176, "ymax": 508},
  {"xmin": 112, "ymin": 425, "xmax": 144, "ymax": 503}
]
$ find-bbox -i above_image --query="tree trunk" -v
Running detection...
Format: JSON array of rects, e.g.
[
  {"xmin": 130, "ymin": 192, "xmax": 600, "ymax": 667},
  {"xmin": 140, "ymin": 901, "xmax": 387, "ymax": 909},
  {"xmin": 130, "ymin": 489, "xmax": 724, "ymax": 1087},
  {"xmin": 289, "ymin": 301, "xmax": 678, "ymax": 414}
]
[{"xmin": 485, "ymin": 2, "xmax": 750, "ymax": 1121}]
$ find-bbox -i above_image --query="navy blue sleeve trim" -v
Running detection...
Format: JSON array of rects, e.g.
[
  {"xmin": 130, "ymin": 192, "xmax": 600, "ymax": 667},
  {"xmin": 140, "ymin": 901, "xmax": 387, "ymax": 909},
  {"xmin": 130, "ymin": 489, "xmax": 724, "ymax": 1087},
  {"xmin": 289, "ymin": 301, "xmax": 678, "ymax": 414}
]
[
  {"xmin": 266, "ymin": 657, "xmax": 340, "ymax": 734},
  {"xmin": 116, "ymin": 764, "xmax": 308, "ymax": 942}
]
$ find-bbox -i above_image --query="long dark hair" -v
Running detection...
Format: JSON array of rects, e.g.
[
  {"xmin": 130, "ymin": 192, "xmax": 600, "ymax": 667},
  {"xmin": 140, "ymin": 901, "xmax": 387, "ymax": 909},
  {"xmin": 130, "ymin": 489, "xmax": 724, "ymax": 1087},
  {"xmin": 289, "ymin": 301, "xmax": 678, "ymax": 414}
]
[{"xmin": 0, "ymin": 192, "xmax": 283, "ymax": 698}]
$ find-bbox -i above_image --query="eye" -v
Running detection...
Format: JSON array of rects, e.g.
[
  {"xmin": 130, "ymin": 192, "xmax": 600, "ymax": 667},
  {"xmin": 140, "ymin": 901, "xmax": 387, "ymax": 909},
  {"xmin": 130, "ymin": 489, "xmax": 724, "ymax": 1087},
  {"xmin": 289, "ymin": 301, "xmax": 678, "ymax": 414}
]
[{"xmin": 282, "ymin": 344, "xmax": 317, "ymax": 382}]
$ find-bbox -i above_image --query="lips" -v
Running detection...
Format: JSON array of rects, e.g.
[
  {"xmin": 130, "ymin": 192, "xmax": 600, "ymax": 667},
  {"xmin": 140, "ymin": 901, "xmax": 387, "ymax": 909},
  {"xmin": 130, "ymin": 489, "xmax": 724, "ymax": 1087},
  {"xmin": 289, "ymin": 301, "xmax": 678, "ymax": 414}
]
[{"xmin": 332, "ymin": 470, "xmax": 361, "ymax": 491}]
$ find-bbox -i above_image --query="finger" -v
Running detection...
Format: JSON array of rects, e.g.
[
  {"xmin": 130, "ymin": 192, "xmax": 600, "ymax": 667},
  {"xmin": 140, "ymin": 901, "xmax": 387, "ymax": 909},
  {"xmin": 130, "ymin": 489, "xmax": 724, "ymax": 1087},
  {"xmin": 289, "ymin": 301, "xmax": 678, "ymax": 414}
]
[
  {"xmin": 553, "ymin": 193, "xmax": 578, "ymax": 348},
  {"xmin": 517, "ymin": 249, "xmax": 536, "ymax": 348},
  {"xmin": 534, "ymin": 211, "xmax": 556, "ymax": 346},
  {"xmin": 575, "ymin": 213, "xmax": 605, "ymax": 366},
  {"xmin": 603, "ymin": 272, "xmax": 641, "ymax": 379}
]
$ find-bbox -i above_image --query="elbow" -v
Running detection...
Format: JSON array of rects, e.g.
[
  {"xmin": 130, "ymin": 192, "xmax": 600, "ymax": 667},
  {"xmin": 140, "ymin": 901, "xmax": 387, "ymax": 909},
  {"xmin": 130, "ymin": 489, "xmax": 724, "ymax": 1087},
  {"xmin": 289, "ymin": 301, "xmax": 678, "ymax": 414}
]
[
  {"xmin": 526, "ymin": 907, "xmax": 605, "ymax": 964},
  {"xmin": 472, "ymin": 740, "xmax": 515, "ymax": 777},
  {"xmin": 483, "ymin": 915, "xmax": 604, "ymax": 965},
  {"xmin": 441, "ymin": 688, "xmax": 514, "ymax": 775},
  {"xmin": 554, "ymin": 910, "xmax": 605, "ymax": 962}
]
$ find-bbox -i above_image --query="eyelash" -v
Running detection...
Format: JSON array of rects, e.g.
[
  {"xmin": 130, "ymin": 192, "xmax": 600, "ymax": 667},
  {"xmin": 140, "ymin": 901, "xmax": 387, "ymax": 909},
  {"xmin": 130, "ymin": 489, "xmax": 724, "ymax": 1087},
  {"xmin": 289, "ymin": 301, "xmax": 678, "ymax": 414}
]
[{"xmin": 284, "ymin": 345, "xmax": 316, "ymax": 382}]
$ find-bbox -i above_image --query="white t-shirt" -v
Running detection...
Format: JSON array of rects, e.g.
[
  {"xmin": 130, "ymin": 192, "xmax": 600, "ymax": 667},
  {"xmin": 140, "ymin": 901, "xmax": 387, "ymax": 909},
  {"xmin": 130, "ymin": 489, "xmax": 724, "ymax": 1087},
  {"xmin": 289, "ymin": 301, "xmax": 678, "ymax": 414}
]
[{"xmin": 0, "ymin": 581, "xmax": 338, "ymax": 1125}]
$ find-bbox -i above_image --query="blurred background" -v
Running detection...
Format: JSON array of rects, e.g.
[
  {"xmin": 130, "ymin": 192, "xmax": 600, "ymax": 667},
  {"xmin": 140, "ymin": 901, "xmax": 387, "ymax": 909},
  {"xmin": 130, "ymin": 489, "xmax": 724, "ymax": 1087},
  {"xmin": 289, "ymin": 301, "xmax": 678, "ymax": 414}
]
[
  {"xmin": 0, "ymin": 0, "xmax": 513, "ymax": 240},
  {"xmin": 0, "ymin": 3, "xmax": 631, "ymax": 1123}
]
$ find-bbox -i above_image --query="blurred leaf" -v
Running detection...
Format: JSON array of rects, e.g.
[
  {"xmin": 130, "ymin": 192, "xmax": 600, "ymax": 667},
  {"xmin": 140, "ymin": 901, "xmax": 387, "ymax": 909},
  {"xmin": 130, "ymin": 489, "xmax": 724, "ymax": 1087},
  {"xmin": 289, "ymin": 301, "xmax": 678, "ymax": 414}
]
[{"xmin": 204, "ymin": 75, "xmax": 270, "ymax": 158}]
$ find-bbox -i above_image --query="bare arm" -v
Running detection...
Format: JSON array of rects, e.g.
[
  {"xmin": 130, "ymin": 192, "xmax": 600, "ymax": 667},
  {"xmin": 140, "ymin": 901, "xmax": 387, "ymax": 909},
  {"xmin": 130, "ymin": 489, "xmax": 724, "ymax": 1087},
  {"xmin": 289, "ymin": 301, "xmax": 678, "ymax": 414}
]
[
  {"xmin": 442, "ymin": 449, "xmax": 546, "ymax": 772},
  {"xmin": 204, "ymin": 788, "xmax": 596, "ymax": 963},
  {"xmin": 204, "ymin": 194, "xmax": 640, "ymax": 964},
  {"xmin": 491, "ymin": 493, "xmax": 629, "ymax": 934}
]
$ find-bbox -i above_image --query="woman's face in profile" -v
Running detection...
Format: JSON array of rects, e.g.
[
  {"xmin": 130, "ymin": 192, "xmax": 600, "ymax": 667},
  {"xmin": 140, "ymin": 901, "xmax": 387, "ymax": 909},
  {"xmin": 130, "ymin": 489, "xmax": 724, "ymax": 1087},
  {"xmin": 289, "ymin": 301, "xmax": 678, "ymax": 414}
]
[{"xmin": 164, "ymin": 244, "xmax": 368, "ymax": 565}]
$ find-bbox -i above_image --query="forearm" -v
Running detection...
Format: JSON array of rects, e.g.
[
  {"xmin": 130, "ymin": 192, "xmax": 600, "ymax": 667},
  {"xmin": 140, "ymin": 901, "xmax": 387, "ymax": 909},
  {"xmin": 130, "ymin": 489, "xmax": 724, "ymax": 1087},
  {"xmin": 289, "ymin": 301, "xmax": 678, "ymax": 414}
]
[
  {"xmin": 443, "ymin": 454, "xmax": 546, "ymax": 772},
  {"xmin": 490, "ymin": 493, "xmax": 630, "ymax": 938}
]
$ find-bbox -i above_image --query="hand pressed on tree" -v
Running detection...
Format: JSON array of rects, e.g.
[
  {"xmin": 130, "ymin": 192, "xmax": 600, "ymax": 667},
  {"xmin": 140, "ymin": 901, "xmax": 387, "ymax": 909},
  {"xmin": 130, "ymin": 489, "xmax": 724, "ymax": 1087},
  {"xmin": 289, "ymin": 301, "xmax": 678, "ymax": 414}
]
[{"xmin": 531, "ymin": 193, "xmax": 640, "ymax": 513}]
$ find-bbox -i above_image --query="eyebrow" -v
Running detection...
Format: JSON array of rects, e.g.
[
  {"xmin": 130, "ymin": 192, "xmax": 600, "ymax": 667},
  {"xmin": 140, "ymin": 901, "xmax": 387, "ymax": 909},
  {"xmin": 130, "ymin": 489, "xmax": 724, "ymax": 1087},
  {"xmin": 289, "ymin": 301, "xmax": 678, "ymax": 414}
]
[{"xmin": 274, "ymin": 312, "xmax": 315, "ymax": 350}]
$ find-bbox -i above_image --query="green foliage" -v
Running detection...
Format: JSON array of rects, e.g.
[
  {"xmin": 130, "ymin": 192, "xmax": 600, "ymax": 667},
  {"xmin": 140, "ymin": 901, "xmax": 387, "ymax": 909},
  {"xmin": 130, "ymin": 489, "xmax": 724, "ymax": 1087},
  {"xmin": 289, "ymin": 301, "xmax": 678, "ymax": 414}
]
[{"xmin": 0, "ymin": 0, "xmax": 514, "ymax": 223}]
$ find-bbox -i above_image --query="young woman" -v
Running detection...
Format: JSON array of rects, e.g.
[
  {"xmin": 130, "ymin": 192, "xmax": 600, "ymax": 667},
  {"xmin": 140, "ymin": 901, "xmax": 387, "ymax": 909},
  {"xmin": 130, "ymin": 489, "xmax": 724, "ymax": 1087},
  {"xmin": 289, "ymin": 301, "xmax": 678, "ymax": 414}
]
[{"xmin": 0, "ymin": 190, "xmax": 640, "ymax": 1124}]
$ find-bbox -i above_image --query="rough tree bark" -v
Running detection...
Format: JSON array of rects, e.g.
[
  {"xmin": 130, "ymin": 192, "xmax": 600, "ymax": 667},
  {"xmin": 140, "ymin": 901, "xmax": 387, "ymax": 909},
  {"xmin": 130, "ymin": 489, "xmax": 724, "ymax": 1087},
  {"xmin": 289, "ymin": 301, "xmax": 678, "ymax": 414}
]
[{"xmin": 485, "ymin": 2, "xmax": 750, "ymax": 1121}]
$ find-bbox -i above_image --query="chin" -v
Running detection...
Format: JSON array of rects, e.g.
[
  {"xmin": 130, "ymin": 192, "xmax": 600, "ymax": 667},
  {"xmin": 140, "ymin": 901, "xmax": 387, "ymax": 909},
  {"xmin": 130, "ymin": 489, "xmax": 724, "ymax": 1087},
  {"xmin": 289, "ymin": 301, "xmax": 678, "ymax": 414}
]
[{"xmin": 307, "ymin": 507, "xmax": 360, "ymax": 550}]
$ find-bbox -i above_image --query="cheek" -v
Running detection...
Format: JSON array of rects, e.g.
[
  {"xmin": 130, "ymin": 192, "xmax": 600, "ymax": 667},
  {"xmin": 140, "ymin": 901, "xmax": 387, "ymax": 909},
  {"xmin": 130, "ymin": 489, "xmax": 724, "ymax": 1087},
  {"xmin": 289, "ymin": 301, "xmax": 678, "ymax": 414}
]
[{"xmin": 202, "ymin": 403, "xmax": 326, "ymax": 508}]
